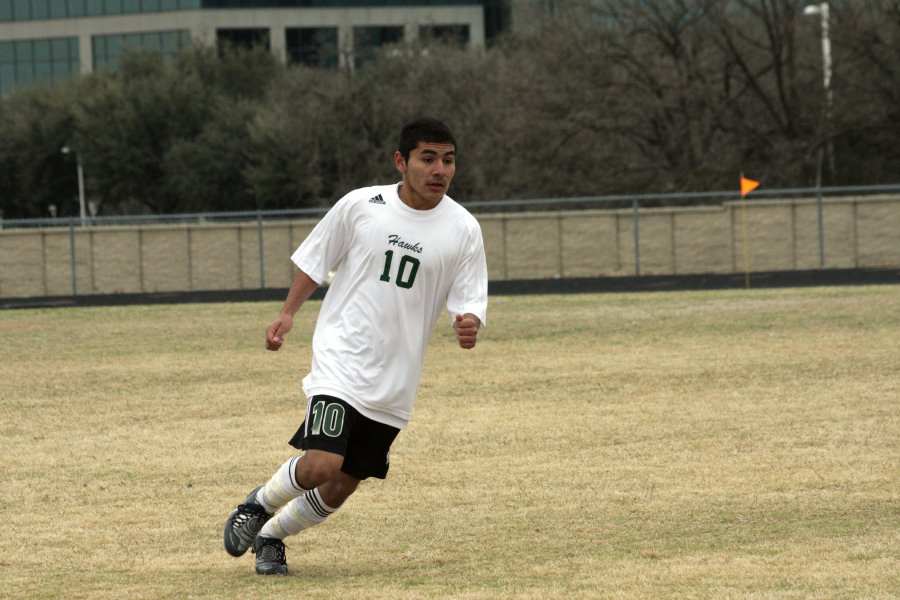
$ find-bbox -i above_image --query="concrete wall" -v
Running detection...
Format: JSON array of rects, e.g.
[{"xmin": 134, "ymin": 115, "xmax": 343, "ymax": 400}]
[{"xmin": 1, "ymin": 195, "xmax": 897, "ymax": 299}]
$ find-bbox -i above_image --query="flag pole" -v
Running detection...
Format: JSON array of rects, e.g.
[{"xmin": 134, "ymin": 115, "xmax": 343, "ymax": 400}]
[
  {"xmin": 741, "ymin": 193, "xmax": 750, "ymax": 289},
  {"xmin": 739, "ymin": 174, "xmax": 760, "ymax": 290}
]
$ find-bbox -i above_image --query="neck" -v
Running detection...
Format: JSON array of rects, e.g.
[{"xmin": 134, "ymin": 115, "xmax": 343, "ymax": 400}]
[{"xmin": 398, "ymin": 183, "xmax": 440, "ymax": 211}]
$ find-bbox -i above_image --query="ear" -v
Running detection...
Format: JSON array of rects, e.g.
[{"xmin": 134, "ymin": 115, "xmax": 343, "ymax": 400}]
[{"xmin": 393, "ymin": 150, "xmax": 406, "ymax": 175}]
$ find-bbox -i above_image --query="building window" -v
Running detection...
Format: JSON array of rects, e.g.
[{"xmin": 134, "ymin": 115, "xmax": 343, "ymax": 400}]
[
  {"xmin": 51, "ymin": 37, "xmax": 78, "ymax": 77},
  {"xmin": 11, "ymin": 0, "xmax": 31, "ymax": 20},
  {"xmin": 352, "ymin": 26, "xmax": 403, "ymax": 70},
  {"xmin": 286, "ymin": 27, "xmax": 338, "ymax": 69},
  {"xmin": 0, "ymin": 0, "xmax": 198, "ymax": 21},
  {"xmin": 67, "ymin": 0, "xmax": 85, "ymax": 16},
  {"xmin": 92, "ymin": 29, "xmax": 190, "ymax": 71},
  {"xmin": 419, "ymin": 24, "xmax": 470, "ymax": 47},
  {"xmin": 0, "ymin": 36, "xmax": 79, "ymax": 96},
  {"xmin": 48, "ymin": 0, "xmax": 68, "ymax": 19},
  {"xmin": 483, "ymin": 0, "xmax": 511, "ymax": 42},
  {"xmin": 31, "ymin": 0, "xmax": 48, "ymax": 19},
  {"xmin": 216, "ymin": 28, "xmax": 270, "ymax": 54},
  {"xmin": 85, "ymin": 0, "xmax": 104, "ymax": 16}
]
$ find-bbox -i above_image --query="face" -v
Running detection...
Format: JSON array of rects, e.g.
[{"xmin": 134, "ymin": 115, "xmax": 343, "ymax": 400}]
[{"xmin": 394, "ymin": 141, "xmax": 456, "ymax": 209}]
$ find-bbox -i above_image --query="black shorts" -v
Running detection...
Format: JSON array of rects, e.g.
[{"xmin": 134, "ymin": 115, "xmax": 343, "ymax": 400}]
[{"xmin": 288, "ymin": 395, "xmax": 400, "ymax": 480}]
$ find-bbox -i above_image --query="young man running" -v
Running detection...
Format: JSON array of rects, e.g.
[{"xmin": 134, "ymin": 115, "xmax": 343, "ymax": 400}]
[{"xmin": 223, "ymin": 117, "xmax": 488, "ymax": 575}]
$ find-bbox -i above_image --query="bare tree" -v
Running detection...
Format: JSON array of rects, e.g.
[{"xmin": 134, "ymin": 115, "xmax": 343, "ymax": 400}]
[{"xmin": 828, "ymin": 0, "xmax": 900, "ymax": 183}]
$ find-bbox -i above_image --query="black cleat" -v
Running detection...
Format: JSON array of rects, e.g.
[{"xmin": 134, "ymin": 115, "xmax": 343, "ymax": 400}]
[
  {"xmin": 223, "ymin": 486, "xmax": 272, "ymax": 557},
  {"xmin": 254, "ymin": 536, "xmax": 288, "ymax": 575}
]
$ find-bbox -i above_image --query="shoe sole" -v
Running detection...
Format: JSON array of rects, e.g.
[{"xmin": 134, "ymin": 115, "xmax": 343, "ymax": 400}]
[
  {"xmin": 223, "ymin": 487, "xmax": 267, "ymax": 557},
  {"xmin": 223, "ymin": 510, "xmax": 258, "ymax": 557}
]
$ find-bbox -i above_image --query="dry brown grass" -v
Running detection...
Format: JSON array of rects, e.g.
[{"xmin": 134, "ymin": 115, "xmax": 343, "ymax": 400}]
[{"xmin": 1, "ymin": 286, "xmax": 898, "ymax": 599}]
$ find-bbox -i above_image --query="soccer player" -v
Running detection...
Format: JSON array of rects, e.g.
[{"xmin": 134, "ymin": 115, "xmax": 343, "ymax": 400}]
[{"xmin": 223, "ymin": 117, "xmax": 488, "ymax": 575}]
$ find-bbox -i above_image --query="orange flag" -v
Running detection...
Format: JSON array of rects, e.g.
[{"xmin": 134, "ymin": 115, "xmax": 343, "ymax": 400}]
[{"xmin": 740, "ymin": 174, "xmax": 760, "ymax": 198}]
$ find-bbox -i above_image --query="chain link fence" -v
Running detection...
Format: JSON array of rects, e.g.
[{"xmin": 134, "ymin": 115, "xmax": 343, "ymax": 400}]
[{"xmin": 1, "ymin": 185, "xmax": 898, "ymax": 299}]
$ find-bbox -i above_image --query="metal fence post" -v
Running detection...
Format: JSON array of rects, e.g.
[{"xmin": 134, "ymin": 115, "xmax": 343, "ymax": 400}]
[
  {"xmin": 557, "ymin": 214, "xmax": 564, "ymax": 277},
  {"xmin": 257, "ymin": 210, "xmax": 266, "ymax": 289},
  {"xmin": 501, "ymin": 215, "xmax": 508, "ymax": 279},
  {"xmin": 632, "ymin": 198, "xmax": 641, "ymax": 276},
  {"xmin": 813, "ymin": 146, "xmax": 826, "ymax": 267},
  {"xmin": 817, "ymin": 188, "xmax": 826, "ymax": 267},
  {"xmin": 69, "ymin": 220, "xmax": 77, "ymax": 296},
  {"xmin": 138, "ymin": 228, "xmax": 145, "ymax": 292}
]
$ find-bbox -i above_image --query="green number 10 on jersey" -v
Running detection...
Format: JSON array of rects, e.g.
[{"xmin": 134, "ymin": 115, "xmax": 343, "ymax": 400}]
[{"xmin": 379, "ymin": 250, "xmax": 420, "ymax": 289}]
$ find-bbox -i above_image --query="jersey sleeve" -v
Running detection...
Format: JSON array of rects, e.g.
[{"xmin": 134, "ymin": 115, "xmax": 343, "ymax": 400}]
[
  {"xmin": 291, "ymin": 195, "xmax": 354, "ymax": 284},
  {"xmin": 446, "ymin": 219, "xmax": 488, "ymax": 327}
]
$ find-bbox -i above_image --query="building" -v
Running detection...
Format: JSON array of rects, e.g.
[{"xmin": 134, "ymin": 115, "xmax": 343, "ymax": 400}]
[{"xmin": 0, "ymin": 0, "xmax": 510, "ymax": 95}]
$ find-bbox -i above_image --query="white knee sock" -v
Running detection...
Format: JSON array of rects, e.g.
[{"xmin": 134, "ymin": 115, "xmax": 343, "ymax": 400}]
[
  {"xmin": 258, "ymin": 488, "xmax": 337, "ymax": 540},
  {"xmin": 255, "ymin": 456, "xmax": 309, "ymax": 514}
]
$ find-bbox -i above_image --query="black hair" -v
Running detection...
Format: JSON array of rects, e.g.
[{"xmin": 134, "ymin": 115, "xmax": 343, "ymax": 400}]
[{"xmin": 398, "ymin": 117, "xmax": 457, "ymax": 161}]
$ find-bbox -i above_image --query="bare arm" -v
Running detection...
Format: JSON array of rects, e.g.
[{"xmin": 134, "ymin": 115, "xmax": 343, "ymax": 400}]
[
  {"xmin": 453, "ymin": 313, "xmax": 481, "ymax": 350},
  {"xmin": 265, "ymin": 270, "xmax": 320, "ymax": 351}
]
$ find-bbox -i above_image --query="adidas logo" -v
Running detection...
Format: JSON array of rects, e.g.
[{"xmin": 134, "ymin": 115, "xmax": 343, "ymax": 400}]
[{"xmin": 368, "ymin": 194, "xmax": 385, "ymax": 205}]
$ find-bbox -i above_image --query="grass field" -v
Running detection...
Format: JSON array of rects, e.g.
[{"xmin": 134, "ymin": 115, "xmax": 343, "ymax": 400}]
[{"xmin": 1, "ymin": 285, "xmax": 898, "ymax": 599}]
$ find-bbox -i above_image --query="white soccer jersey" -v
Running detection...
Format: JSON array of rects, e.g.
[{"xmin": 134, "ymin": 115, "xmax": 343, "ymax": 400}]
[{"xmin": 291, "ymin": 183, "xmax": 488, "ymax": 429}]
